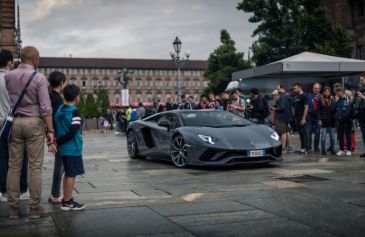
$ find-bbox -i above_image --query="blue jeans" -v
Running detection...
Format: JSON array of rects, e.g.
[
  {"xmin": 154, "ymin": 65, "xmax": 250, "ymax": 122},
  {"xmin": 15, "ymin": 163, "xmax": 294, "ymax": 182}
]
[
  {"xmin": 307, "ymin": 119, "xmax": 320, "ymax": 149},
  {"xmin": 321, "ymin": 127, "xmax": 335, "ymax": 149},
  {"xmin": 50, "ymin": 152, "xmax": 64, "ymax": 198},
  {"xmin": 0, "ymin": 137, "xmax": 28, "ymax": 194}
]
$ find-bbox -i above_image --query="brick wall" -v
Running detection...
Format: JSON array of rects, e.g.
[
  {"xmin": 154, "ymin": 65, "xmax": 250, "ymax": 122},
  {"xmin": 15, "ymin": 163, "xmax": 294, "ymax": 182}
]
[{"xmin": 0, "ymin": 0, "xmax": 16, "ymax": 54}]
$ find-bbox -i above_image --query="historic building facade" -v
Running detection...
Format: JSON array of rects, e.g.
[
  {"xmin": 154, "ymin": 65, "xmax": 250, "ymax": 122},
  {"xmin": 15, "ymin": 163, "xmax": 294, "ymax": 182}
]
[
  {"xmin": 322, "ymin": 0, "xmax": 365, "ymax": 59},
  {"xmin": 38, "ymin": 57, "xmax": 208, "ymax": 105},
  {"xmin": 0, "ymin": 0, "xmax": 16, "ymax": 54}
]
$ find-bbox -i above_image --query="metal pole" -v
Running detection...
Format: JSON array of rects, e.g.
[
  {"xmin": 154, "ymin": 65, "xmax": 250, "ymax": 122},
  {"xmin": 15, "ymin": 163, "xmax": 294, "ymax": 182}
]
[{"xmin": 177, "ymin": 61, "xmax": 181, "ymax": 105}]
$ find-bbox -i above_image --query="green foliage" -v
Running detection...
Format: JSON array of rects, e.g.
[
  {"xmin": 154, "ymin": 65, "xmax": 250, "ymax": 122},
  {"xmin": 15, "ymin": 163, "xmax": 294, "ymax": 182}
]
[
  {"xmin": 83, "ymin": 93, "xmax": 98, "ymax": 118},
  {"xmin": 237, "ymin": 0, "xmax": 354, "ymax": 66},
  {"xmin": 96, "ymin": 89, "xmax": 110, "ymax": 117},
  {"xmin": 77, "ymin": 93, "xmax": 86, "ymax": 118},
  {"xmin": 204, "ymin": 29, "xmax": 251, "ymax": 93}
]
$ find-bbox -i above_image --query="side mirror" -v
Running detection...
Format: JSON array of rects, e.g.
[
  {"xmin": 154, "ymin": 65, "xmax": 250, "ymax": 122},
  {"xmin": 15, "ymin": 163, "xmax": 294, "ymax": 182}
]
[{"xmin": 158, "ymin": 119, "xmax": 171, "ymax": 130}]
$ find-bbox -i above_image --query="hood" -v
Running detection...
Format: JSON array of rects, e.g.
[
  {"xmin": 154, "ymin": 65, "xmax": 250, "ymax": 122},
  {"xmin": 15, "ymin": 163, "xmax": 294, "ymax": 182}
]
[
  {"xmin": 181, "ymin": 124, "xmax": 280, "ymax": 149},
  {"xmin": 56, "ymin": 105, "xmax": 76, "ymax": 119}
]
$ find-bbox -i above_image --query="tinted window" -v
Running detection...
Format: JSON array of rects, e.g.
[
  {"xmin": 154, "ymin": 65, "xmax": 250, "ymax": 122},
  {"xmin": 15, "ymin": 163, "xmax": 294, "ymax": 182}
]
[
  {"xmin": 166, "ymin": 113, "xmax": 181, "ymax": 130},
  {"xmin": 181, "ymin": 111, "xmax": 252, "ymax": 127}
]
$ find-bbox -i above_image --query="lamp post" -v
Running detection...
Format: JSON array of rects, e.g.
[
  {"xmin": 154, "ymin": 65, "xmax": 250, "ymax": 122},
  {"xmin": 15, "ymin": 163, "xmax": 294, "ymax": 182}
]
[{"xmin": 170, "ymin": 36, "xmax": 191, "ymax": 105}]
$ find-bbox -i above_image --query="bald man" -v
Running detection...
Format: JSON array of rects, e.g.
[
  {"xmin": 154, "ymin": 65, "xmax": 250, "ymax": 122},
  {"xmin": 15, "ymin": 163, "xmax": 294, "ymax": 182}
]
[
  {"xmin": 307, "ymin": 82, "xmax": 322, "ymax": 152},
  {"xmin": 5, "ymin": 46, "xmax": 54, "ymax": 219}
]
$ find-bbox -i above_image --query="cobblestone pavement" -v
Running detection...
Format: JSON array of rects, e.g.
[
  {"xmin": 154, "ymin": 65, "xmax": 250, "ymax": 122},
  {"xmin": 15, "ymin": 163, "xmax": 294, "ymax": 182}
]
[{"xmin": 0, "ymin": 131, "xmax": 365, "ymax": 237}]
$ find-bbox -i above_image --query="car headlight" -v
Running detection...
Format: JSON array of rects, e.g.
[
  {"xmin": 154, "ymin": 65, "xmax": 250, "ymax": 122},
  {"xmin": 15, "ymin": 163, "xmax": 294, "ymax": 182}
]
[
  {"xmin": 198, "ymin": 134, "xmax": 215, "ymax": 144},
  {"xmin": 270, "ymin": 131, "xmax": 280, "ymax": 141}
]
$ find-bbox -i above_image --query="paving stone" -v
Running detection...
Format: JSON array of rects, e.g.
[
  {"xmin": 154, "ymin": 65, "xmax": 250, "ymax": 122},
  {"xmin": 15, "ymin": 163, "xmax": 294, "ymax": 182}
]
[
  {"xmin": 52, "ymin": 206, "xmax": 188, "ymax": 237},
  {"xmin": 149, "ymin": 200, "xmax": 254, "ymax": 217},
  {"xmin": 235, "ymin": 191, "xmax": 365, "ymax": 237}
]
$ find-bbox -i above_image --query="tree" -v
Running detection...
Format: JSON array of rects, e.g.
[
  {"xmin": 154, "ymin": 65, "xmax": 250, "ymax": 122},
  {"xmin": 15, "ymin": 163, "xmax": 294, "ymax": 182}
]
[
  {"xmin": 237, "ymin": 0, "xmax": 354, "ymax": 66},
  {"xmin": 205, "ymin": 29, "xmax": 251, "ymax": 93},
  {"xmin": 84, "ymin": 93, "xmax": 98, "ymax": 119},
  {"xmin": 96, "ymin": 89, "xmax": 110, "ymax": 117}
]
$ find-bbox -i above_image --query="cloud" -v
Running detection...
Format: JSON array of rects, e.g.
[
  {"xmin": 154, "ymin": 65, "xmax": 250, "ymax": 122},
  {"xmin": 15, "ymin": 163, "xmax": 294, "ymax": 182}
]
[{"xmin": 19, "ymin": 0, "xmax": 257, "ymax": 60}]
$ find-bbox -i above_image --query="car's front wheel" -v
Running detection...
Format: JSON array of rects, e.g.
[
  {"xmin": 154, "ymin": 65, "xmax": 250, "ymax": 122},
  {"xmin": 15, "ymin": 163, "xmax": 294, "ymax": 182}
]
[
  {"xmin": 170, "ymin": 135, "xmax": 189, "ymax": 168},
  {"xmin": 127, "ymin": 130, "xmax": 143, "ymax": 159}
]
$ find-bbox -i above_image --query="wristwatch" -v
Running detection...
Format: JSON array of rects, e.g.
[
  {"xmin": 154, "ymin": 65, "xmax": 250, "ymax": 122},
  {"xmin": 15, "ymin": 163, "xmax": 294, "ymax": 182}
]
[{"xmin": 47, "ymin": 129, "xmax": 55, "ymax": 134}]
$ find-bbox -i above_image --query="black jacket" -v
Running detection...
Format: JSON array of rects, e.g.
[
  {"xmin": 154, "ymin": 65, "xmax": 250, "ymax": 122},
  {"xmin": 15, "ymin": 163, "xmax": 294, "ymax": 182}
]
[
  {"xmin": 318, "ymin": 97, "xmax": 336, "ymax": 127},
  {"xmin": 251, "ymin": 95, "xmax": 266, "ymax": 120}
]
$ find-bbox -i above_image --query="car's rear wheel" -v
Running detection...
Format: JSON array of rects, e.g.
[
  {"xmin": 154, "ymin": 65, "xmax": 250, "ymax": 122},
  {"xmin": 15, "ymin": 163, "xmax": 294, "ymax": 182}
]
[
  {"xmin": 170, "ymin": 135, "xmax": 189, "ymax": 168},
  {"xmin": 127, "ymin": 130, "xmax": 143, "ymax": 159}
]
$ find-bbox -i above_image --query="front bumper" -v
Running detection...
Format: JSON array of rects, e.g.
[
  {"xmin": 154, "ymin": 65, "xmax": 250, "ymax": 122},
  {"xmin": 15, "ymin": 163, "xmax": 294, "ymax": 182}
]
[{"xmin": 187, "ymin": 144, "xmax": 282, "ymax": 166}]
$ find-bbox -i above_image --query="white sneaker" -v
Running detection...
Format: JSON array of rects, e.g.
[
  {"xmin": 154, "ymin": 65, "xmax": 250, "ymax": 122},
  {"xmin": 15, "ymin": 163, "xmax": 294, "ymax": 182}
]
[
  {"xmin": 48, "ymin": 195, "xmax": 64, "ymax": 204},
  {"xmin": 345, "ymin": 151, "xmax": 352, "ymax": 156},
  {"xmin": 337, "ymin": 150, "xmax": 345, "ymax": 156},
  {"xmin": 20, "ymin": 191, "xmax": 30, "ymax": 200}
]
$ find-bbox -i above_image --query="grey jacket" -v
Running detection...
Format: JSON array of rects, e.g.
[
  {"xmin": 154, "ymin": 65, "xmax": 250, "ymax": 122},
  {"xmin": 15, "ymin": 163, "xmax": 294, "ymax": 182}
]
[{"xmin": 0, "ymin": 70, "xmax": 10, "ymax": 124}]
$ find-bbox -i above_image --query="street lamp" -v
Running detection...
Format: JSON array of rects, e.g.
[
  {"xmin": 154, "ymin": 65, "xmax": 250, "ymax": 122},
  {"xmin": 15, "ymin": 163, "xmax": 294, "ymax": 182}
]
[{"xmin": 170, "ymin": 36, "xmax": 190, "ymax": 104}]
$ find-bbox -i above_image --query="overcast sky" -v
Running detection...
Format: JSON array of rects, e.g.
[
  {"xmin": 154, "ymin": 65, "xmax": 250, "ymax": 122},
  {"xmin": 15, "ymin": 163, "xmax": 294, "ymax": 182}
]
[{"xmin": 19, "ymin": 0, "xmax": 256, "ymax": 60}]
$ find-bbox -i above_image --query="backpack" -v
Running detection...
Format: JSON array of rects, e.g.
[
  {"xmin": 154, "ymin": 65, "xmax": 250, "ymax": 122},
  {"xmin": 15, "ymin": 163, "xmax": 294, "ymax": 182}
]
[{"xmin": 130, "ymin": 110, "xmax": 138, "ymax": 121}]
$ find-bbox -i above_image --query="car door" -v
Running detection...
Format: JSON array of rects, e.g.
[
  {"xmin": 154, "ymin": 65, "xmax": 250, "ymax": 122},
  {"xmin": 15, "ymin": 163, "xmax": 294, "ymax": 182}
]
[{"xmin": 150, "ymin": 114, "xmax": 172, "ymax": 156}]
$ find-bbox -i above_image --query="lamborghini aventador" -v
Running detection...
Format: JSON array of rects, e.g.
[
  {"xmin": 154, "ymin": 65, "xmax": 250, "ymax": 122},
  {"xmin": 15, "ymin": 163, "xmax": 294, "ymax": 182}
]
[{"xmin": 126, "ymin": 110, "xmax": 282, "ymax": 168}]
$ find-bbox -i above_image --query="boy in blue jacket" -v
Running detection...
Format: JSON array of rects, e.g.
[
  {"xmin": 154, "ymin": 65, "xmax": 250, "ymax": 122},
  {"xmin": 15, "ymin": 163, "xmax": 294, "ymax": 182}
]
[{"xmin": 54, "ymin": 84, "xmax": 85, "ymax": 211}]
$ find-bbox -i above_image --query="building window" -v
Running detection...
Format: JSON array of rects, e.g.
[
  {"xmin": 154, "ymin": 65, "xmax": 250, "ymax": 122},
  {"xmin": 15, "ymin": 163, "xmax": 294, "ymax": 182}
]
[
  {"xmin": 146, "ymin": 78, "xmax": 152, "ymax": 89},
  {"xmin": 147, "ymin": 94, "xmax": 152, "ymax": 102},
  {"xmin": 92, "ymin": 69, "xmax": 99, "ymax": 75},
  {"xmin": 115, "ymin": 96, "xmax": 120, "ymax": 105},
  {"xmin": 137, "ymin": 94, "xmax": 141, "ymax": 102},
  {"xmin": 81, "ymin": 68, "xmax": 88, "ymax": 75},
  {"xmin": 184, "ymin": 79, "xmax": 190, "ymax": 88},
  {"xmin": 136, "ymin": 79, "xmax": 142, "ymax": 89},
  {"xmin": 156, "ymin": 79, "xmax": 162, "ymax": 89},
  {"xmin": 165, "ymin": 79, "xmax": 171, "ymax": 89},
  {"xmin": 194, "ymin": 79, "xmax": 200, "ymax": 88},
  {"xmin": 93, "ymin": 78, "xmax": 98, "ymax": 87},
  {"xmin": 114, "ymin": 79, "xmax": 120, "ymax": 87},
  {"xmin": 81, "ymin": 78, "xmax": 88, "ymax": 88},
  {"xmin": 103, "ymin": 79, "xmax": 109, "ymax": 88}
]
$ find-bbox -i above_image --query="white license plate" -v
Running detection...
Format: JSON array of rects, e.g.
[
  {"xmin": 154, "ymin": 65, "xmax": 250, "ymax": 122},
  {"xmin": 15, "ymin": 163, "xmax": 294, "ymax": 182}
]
[{"xmin": 248, "ymin": 150, "xmax": 264, "ymax": 157}]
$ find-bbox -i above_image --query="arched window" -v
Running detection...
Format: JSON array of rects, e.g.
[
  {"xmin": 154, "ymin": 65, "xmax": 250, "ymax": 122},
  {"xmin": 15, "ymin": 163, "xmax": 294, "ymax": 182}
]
[
  {"xmin": 92, "ymin": 78, "xmax": 98, "ymax": 87},
  {"xmin": 146, "ymin": 78, "xmax": 152, "ymax": 89},
  {"xmin": 103, "ymin": 77, "xmax": 109, "ymax": 88},
  {"xmin": 165, "ymin": 78, "xmax": 171, "ymax": 89},
  {"xmin": 156, "ymin": 79, "xmax": 162, "ymax": 89},
  {"xmin": 194, "ymin": 79, "xmax": 200, "ymax": 88},
  {"xmin": 136, "ymin": 78, "xmax": 142, "ymax": 89},
  {"xmin": 147, "ymin": 94, "xmax": 152, "ymax": 102},
  {"xmin": 81, "ymin": 77, "xmax": 88, "ymax": 88}
]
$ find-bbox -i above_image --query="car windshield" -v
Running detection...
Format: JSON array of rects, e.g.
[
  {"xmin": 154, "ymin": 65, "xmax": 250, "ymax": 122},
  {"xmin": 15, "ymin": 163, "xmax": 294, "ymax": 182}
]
[{"xmin": 180, "ymin": 111, "xmax": 253, "ymax": 127}]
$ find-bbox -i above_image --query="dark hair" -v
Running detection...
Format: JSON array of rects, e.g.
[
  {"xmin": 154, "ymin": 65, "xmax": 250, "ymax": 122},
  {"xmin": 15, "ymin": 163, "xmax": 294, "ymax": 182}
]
[
  {"xmin": 278, "ymin": 84, "xmax": 286, "ymax": 90},
  {"xmin": 63, "ymin": 84, "xmax": 81, "ymax": 102},
  {"xmin": 251, "ymin": 88, "xmax": 259, "ymax": 95},
  {"xmin": 360, "ymin": 73, "xmax": 365, "ymax": 79},
  {"xmin": 200, "ymin": 95, "xmax": 207, "ymax": 99},
  {"xmin": 293, "ymin": 83, "xmax": 302, "ymax": 88},
  {"xmin": 0, "ymin": 49, "xmax": 14, "ymax": 68},
  {"xmin": 48, "ymin": 71, "xmax": 66, "ymax": 88},
  {"xmin": 234, "ymin": 88, "xmax": 242, "ymax": 93},
  {"xmin": 139, "ymin": 102, "xmax": 143, "ymax": 107}
]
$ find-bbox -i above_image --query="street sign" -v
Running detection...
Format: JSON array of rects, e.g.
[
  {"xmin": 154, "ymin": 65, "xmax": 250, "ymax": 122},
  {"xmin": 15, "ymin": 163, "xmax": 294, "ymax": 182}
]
[{"xmin": 122, "ymin": 89, "xmax": 130, "ymax": 106}]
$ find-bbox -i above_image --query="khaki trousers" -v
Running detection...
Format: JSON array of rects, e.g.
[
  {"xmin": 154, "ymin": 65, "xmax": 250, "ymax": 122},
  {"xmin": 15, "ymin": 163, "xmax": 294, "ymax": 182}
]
[{"xmin": 7, "ymin": 117, "xmax": 46, "ymax": 209}]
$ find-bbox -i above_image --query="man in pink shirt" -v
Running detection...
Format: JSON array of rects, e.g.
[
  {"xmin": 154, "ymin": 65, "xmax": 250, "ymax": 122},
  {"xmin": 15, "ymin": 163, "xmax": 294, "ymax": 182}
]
[{"xmin": 5, "ymin": 46, "xmax": 55, "ymax": 219}]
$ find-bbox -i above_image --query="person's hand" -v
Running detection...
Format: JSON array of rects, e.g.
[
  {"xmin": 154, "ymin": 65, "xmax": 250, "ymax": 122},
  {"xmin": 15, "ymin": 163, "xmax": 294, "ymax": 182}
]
[
  {"xmin": 46, "ymin": 132, "xmax": 54, "ymax": 145},
  {"xmin": 48, "ymin": 143, "xmax": 57, "ymax": 154},
  {"xmin": 357, "ymin": 92, "xmax": 365, "ymax": 99},
  {"xmin": 301, "ymin": 119, "xmax": 306, "ymax": 126},
  {"xmin": 319, "ymin": 120, "xmax": 322, "ymax": 127}
]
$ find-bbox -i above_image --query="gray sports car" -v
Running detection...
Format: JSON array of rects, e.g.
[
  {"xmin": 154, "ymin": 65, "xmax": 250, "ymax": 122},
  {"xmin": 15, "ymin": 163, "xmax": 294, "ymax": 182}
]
[{"xmin": 126, "ymin": 110, "xmax": 282, "ymax": 168}]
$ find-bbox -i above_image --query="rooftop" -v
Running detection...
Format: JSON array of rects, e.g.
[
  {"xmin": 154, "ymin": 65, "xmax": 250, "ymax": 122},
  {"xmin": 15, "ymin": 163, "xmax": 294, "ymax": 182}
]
[{"xmin": 39, "ymin": 57, "xmax": 208, "ymax": 70}]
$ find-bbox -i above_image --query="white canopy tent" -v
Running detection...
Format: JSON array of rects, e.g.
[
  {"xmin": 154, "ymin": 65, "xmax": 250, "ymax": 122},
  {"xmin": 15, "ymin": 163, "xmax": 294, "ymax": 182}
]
[{"xmin": 232, "ymin": 52, "xmax": 365, "ymax": 80}]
